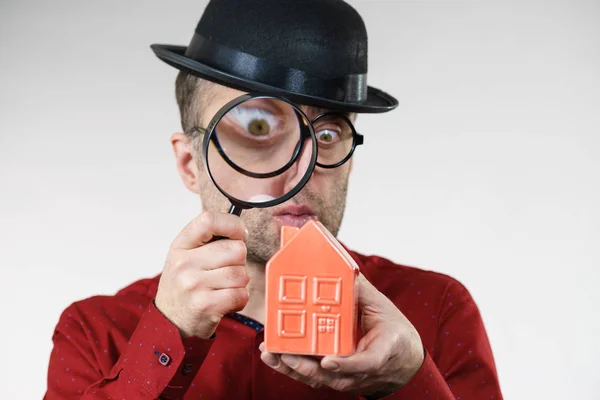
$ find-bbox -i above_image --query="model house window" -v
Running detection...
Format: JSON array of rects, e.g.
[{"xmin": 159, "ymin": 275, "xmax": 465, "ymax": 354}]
[
  {"xmin": 278, "ymin": 310, "xmax": 306, "ymax": 338},
  {"xmin": 313, "ymin": 277, "xmax": 342, "ymax": 305},
  {"xmin": 279, "ymin": 275, "xmax": 307, "ymax": 304}
]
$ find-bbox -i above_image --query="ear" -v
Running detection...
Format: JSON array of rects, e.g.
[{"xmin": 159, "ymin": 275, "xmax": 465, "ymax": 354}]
[{"xmin": 171, "ymin": 132, "xmax": 201, "ymax": 195}]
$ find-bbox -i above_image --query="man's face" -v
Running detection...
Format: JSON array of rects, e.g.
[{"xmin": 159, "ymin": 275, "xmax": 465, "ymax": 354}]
[{"xmin": 191, "ymin": 85, "xmax": 354, "ymax": 263}]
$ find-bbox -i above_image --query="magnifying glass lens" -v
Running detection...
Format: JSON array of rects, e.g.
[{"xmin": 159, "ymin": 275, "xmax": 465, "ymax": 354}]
[
  {"xmin": 204, "ymin": 96, "xmax": 316, "ymax": 208},
  {"xmin": 211, "ymin": 98, "xmax": 304, "ymax": 175}
]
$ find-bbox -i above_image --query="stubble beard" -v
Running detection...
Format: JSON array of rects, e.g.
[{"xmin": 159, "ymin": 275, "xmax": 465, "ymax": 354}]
[
  {"xmin": 244, "ymin": 178, "xmax": 350, "ymax": 265},
  {"xmin": 197, "ymin": 159, "xmax": 350, "ymax": 266}
]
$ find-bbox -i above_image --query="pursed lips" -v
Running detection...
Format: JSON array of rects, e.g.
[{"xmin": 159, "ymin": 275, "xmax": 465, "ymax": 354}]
[{"xmin": 272, "ymin": 205, "xmax": 317, "ymax": 228}]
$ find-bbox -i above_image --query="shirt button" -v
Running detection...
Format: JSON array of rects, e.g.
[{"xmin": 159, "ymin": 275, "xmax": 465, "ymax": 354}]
[
  {"xmin": 158, "ymin": 353, "xmax": 171, "ymax": 366},
  {"xmin": 182, "ymin": 363, "xmax": 193, "ymax": 375}
]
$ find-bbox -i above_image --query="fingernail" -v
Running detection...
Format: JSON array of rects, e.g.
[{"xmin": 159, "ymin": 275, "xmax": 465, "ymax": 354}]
[
  {"xmin": 280, "ymin": 354, "xmax": 299, "ymax": 368},
  {"xmin": 258, "ymin": 342, "xmax": 265, "ymax": 352},
  {"xmin": 322, "ymin": 359, "xmax": 340, "ymax": 371},
  {"xmin": 244, "ymin": 227, "xmax": 249, "ymax": 239}
]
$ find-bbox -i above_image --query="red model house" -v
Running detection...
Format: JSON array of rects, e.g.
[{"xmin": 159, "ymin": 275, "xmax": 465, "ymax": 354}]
[{"xmin": 264, "ymin": 220, "xmax": 359, "ymax": 356}]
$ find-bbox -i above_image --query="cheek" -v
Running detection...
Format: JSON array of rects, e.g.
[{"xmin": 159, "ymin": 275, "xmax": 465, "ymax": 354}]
[
  {"xmin": 197, "ymin": 169, "xmax": 231, "ymax": 210},
  {"xmin": 310, "ymin": 166, "xmax": 350, "ymax": 199}
]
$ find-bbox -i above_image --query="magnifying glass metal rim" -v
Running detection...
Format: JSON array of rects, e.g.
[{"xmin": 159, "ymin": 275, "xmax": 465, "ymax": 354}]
[
  {"xmin": 202, "ymin": 93, "xmax": 318, "ymax": 211},
  {"xmin": 206, "ymin": 94, "xmax": 309, "ymax": 179}
]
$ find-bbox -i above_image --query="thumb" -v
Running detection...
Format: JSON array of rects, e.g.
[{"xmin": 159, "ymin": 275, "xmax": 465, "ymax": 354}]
[{"xmin": 357, "ymin": 273, "xmax": 388, "ymax": 313}]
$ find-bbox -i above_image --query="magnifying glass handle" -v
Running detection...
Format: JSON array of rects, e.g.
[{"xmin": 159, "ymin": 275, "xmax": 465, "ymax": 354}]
[
  {"xmin": 228, "ymin": 203, "xmax": 243, "ymax": 216},
  {"xmin": 208, "ymin": 203, "xmax": 244, "ymax": 243}
]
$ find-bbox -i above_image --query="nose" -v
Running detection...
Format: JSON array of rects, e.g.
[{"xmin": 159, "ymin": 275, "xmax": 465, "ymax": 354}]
[
  {"xmin": 283, "ymin": 138, "xmax": 313, "ymax": 193},
  {"xmin": 277, "ymin": 137, "xmax": 315, "ymax": 197}
]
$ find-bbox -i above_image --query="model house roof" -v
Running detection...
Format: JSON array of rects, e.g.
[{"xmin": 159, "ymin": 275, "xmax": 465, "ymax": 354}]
[{"xmin": 273, "ymin": 220, "xmax": 359, "ymax": 273}]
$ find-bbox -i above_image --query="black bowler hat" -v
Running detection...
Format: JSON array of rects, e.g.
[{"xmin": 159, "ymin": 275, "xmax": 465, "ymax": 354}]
[{"xmin": 150, "ymin": 0, "xmax": 398, "ymax": 113}]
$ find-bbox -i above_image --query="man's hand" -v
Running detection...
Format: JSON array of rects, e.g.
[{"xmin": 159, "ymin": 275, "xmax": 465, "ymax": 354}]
[
  {"xmin": 259, "ymin": 273, "xmax": 425, "ymax": 397},
  {"xmin": 155, "ymin": 211, "xmax": 250, "ymax": 339}
]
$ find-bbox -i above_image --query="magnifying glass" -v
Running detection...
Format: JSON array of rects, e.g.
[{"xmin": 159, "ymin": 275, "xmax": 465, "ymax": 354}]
[{"xmin": 201, "ymin": 94, "xmax": 318, "ymax": 217}]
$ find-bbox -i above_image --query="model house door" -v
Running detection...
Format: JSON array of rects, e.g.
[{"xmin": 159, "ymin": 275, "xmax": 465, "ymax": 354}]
[{"xmin": 313, "ymin": 313, "xmax": 340, "ymax": 354}]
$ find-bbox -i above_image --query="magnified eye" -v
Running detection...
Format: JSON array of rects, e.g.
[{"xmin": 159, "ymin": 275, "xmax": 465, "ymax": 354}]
[
  {"xmin": 229, "ymin": 107, "xmax": 278, "ymax": 137},
  {"xmin": 248, "ymin": 119, "xmax": 270, "ymax": 136},
  {"xmin": 316, "ymin": 129, "xmax": 339, "ymax": 144}
]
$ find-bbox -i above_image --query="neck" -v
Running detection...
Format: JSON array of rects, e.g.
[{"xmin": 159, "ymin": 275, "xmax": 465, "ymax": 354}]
[{"xmin": 237, "ymin": 258, "xmax": 266, "ymax": 324}]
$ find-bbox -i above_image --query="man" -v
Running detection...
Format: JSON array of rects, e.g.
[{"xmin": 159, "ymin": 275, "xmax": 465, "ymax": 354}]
[{"xmin": 45, "ymin": 0, "xmax": 503, "ymax": 399}]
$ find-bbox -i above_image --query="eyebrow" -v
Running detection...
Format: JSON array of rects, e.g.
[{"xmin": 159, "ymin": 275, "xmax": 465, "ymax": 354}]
[{"xmin": 302, "ymin": 105, "xmax": 356, "ymax": 121}]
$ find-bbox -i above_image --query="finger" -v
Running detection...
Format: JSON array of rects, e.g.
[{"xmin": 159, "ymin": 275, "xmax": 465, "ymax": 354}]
[
  {"xmin": 166, "ymin": 240, "xmax": 246, "ymax": 276},
  {"xmin": 280, "ymin": 353, "xmax": 338, "ymax": 384},
  {"xmin": 194, "ymin": 239, "xmax": 247, "ymax": 270},
  {"xmin": 321, "ymin": 331, "xmax": 387, "ymax": 374},
  {"xmin": 259, "ymin": 345, "xmax": 282, "ymax": 368},
  {"xmin": 205, "ymin": 287, "xmax": 250, "ymax": 315},
  {"xmin": 172, "ymin": 211, "xmax": 247, "ymax": 250},
  {"xmin": 357, "ymin": 273, "xmax": 388, "ymax": 311},
  {"xmin": 259, "ymin": 349, "xmax": 325, "ymax": 389},
  {"xmin": 203, "ymin": 265, "xmax": 250, "ymax": 290}
]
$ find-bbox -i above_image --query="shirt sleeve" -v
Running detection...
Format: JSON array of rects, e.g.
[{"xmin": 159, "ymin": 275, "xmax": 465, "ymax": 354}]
[
  {"xmin": 44, "ymin": 300, "xmax": 215, "ymax": 399},
  {"xmin": 365, "ymin": 281, "xmax": 503, "ymax": 400}
]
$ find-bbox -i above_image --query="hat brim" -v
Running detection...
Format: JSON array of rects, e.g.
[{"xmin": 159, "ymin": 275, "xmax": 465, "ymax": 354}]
[{"xmin": 151, "ymin": 44, "xmax": 398, "ymax": 114}]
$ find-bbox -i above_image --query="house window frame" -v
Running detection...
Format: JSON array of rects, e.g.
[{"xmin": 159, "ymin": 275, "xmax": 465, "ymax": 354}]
[
  {"xmin": 313, "ymin": 277, "xmax": 342, "ymax": 305},
  {"xmin": 279, "ymin": 275, "xmax": 307, "ymax": 304},
  {"xmin": 278, "ymin": 310, "xmax": 307, "ymax": 338}
]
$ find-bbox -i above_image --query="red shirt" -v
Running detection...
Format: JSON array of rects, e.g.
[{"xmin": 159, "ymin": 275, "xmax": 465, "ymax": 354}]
[{"xmin": 44, "ymin": 250, "xmax": 503, "ymax": 399}]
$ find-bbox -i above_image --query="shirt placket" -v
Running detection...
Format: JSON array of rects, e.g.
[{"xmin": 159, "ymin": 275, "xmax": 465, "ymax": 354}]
[{"xmin": 224, "ymin": 313, "xmax": 265, "ymax": 399}]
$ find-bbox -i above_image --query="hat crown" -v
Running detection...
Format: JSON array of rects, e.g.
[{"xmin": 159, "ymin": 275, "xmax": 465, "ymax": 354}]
[
  {"xmin": 194, "ymin": 0, "xmax": 368, "ymax": 78},
  {"xmin": 150, "ymin": 0, "xmax": 398, "ymax": 112}
]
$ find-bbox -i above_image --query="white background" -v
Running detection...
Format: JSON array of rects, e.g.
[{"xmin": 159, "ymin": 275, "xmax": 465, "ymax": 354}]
[{"xmin": 1, "ymin": 0, "xmax": 599, "ymax": 398}]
